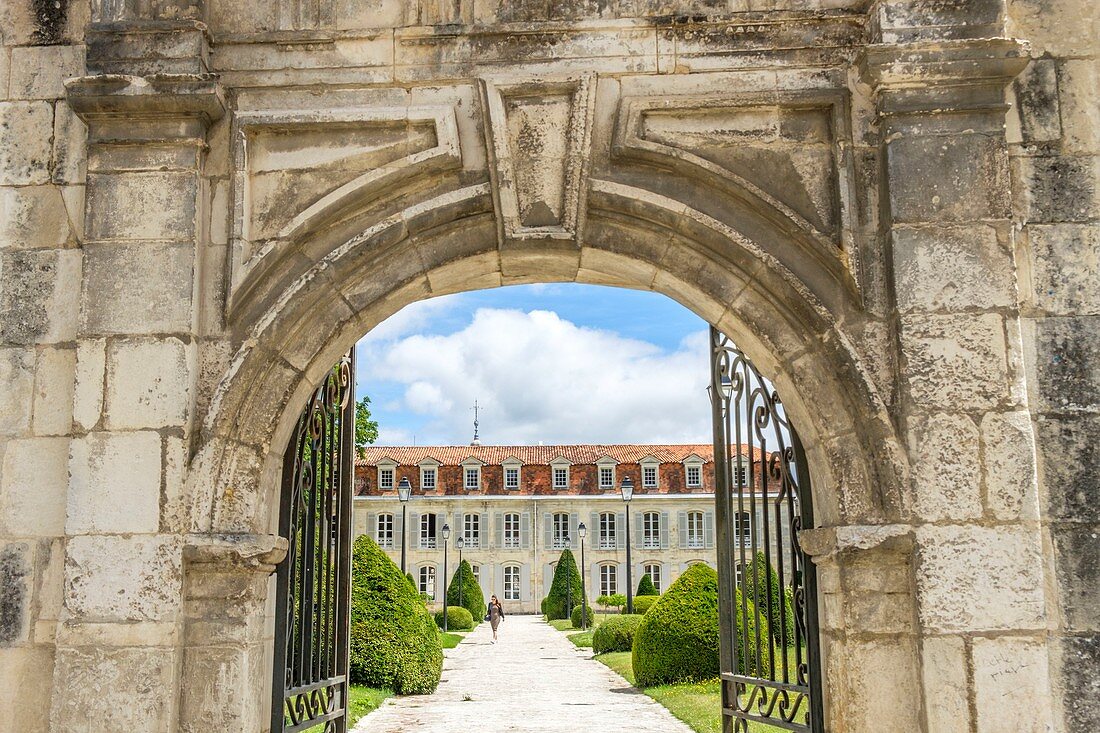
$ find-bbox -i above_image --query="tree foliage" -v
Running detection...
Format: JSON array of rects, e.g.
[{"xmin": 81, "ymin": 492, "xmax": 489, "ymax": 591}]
[
  {"xmin": 636, "ymin": 573, "xmax": 659, "ymax": 597},
  {"xmin": 445, "ymin": 559, "xmax": 485, "ymax": 623},
  {"xmin": 354, "ymin": 396, "xmax": 379, "ymax": 459},
  {"xmin": 543, "ymin": 549, "xmax": 584, "ymax": 620},
  {"xmin": 743, "ymin": 552, "xmax": 796, "ymax": 647}
]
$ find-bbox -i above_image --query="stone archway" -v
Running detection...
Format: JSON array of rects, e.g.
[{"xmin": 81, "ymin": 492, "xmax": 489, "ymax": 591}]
[{"xmin": 22, "ymin": 3, "xmax": 1072, "ymax": 732}]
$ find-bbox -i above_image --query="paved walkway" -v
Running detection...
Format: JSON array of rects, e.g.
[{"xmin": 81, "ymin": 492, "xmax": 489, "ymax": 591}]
[{"xmin": 352, "ymin": 615, "xmax": 694, "ymax": 733}]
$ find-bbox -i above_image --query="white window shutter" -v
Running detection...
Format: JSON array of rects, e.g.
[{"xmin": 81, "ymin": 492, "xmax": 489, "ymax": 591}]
[
  {"xmin": 520, "ymin": 512, "xmax": 531, "ymax": 549},
  {"xmin": 495, "ymin": 513, "xmax": 504, "ymax": 549},
  {"xmin": 394, "ymin": 510, "xmax": 403, "ymax": 547},
  {"xmin": 615, "ymin": 512, "xmax": 625, "ymax": 549},
  {"xmin": 365, "ymin": 512, "xmax": 376, "ymax": 541},
  {"xmin": 660, "ymin": 511, "xmax": 670, "ymax": 549},
  {"xmin": 592, "ymin": 562, "xmax": 601, "ymax": 599},
  {"xmin": 678, "ymin": 511, "xmax": 687, "ymax": 548},
  {"xmin": 410, "ymin": 512, "xmax": 420, "ymax": 549},
  {"xmin": 662, "ymin": 562, "xmax": 671, "ymax": 593},
  {"xmin": 634, "ymin": 511, "xmax": 644, "ymax": 549},
  {"xmin": 569, "ymin": 513, "xmax": 579, "ymax": 548},
  {"xmin": 454, "ymin": 511, "xmax": 463, "ymax": 540},
  {"xmin": 521, "ymin": 563, "xmax": 531, "ymax": 601},
  {"xmin": 480, "ymin": 513, "xmax": 489, "ymax": 546},
  {"xmin": 437, "ymin": 512, "xmax": 446, "ymax": 543},
  {"xmin": 617, "ymin": 563, "xmax": 627, "ymax": 595},
  {"xmin": 704, "ymin": 510, "xmax": 715, "ymax": 548},
  {"xmin": 543, "ymin": 512, "xmax": 553, "ymax": 547}
]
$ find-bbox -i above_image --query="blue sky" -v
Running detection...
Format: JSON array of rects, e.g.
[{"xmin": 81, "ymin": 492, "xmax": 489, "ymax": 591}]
[{"xmin": 354, "ymin": 284, "xmax": 712, "ymax": 446}]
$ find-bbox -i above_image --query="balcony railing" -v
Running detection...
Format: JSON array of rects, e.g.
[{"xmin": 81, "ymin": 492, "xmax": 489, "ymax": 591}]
[
  {"xmin": 463, "ymin": 537, "xmax": 480, "ymax": 548},
  {"xmin": 503, "ymin": 537, "xmax": 521, "ymax": 549},
  {"xmin": 642, "ymin": 536, "xmax": 660, "ymax": 549},
  {"xmin": 599, "ymin": 537, "xmax": 616, "ymax": 549},
  {"xmin": 421, "ymin": 537, "xmax": 436, "ymax": 549}
]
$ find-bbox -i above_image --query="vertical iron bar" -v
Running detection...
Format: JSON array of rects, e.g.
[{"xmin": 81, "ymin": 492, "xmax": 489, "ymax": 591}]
[
  {"xmin": 793, "ymin": 427, "xmax": 824, "ymax": 731},
  {"xmin": 710, "ymin": 327, "xmax": 736, "ymax": 733}
]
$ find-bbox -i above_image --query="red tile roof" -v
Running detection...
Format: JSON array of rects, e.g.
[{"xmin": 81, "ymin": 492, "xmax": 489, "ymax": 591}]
[{"xmin": 356, "ymin": 444, "xmax": 763, "ymax": 467}]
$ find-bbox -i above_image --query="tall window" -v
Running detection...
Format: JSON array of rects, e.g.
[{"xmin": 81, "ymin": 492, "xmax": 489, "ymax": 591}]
[
  {"xmin": 463, "ymin": 513, "xmax": 480, "ymax": 548},
  {"xmin": 686, "ymin": 511, "xmax": 704, "ymax": 548},
  {"xmin": 503, "ymin": 512, "xmax": 521, "ymax": 548},
  {"xmin": 376, "ymin": 513, "xmax": 394, "ymax": 549},
  {"xmin": 552, "ymin": 512, "xmax": 569, "ymax": 548},
  {"xmin": 642, "ymin": 465, "xmax": 658, "ymax": 488},
  {"xmin": 599, "ymin": 512, "xmax": 616, "ymax": 549},
  {"xmin": 503, "ymin": 565, "xmax": 521, "ymax": 601},
  {"xmin": 734, "ymin": 511, "xmax": 751, "ymax": 546},
  {"xmin": 379, "ymin": 468, "xmax": 394, "ymax": 490},
  {"xmin": 642, "ymin": 512, "xmax": 660, "ymax": 549},
  {"xmin": 643, "ymin": 563, "xmax": 662, "ymax": 593},
  {"xmin": 686, "ymin": 464, "xmax": 702, "ymax": 487},
  {"xmin": 465, "ymin": 467, "xmax": 480, "ymax": 490},
  {"xmin": 553, "ymin": 467, "xmax": 568, "ymax": 489},
  {"xmin": 505, "ymin": 466, "xmax": 519, "ymax": 489},
  {"xmin": 735, "ymin": 563, "xmax": 744, "ymax": 586},
  {"xmin": 599, "ymin": 466, "xmax": 614, "ymax": 488},
  {"xmin": 420, "ymin": 513, "xmax": 437, "ymax": 549},
  {"xmin": 470, "ymin": 564, "xmax": 480, "ymax": 584},
  {"xmin": 421, "ymin": 467, "xmax": 436, "ymax": 489},
  {"xmin": 600, "ymin": 564, "xmax": 617, "ymax": 596},
  {"xmin": 418, "ymin": 566, "xmax": 436, "ymax": 599}
]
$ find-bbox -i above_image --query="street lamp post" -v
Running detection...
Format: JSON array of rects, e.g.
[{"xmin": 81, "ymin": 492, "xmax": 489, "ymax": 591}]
[
  {"xmin": 456, "ymin": 536, "xmax": 465, "ymax": 611},
  {"xmin": 397, "ymin": 477, "xmax": 412, "ymax": 574},
  {"xmin": 578, "ymin": 522, "xmax": 588, "ymax": 630},
  {"xmin": 620, "ymin": 476, "xmax": 634, "ymax": 614},
  {"xmin": 441, "ymin": 523, "xmax": 451, "ymax": 631},
  {"xmin": 564, "ymin": 532, "xmax": 572, "ymax": 619}
]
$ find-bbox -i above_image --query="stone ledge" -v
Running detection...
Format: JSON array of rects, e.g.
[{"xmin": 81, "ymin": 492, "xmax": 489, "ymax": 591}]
[
  {"xmin": 183, "ymin": 533, "xmax": 288, "ymax": 573},
  {"xmin": 65, "ymin": 74, "xmax": 226, "ymax": 134},
  {"xmin": 799, "ymin": 523, "xmax": 914, "ymax": 560}
]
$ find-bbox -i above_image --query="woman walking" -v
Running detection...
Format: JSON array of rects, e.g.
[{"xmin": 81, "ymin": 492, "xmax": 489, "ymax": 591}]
[{"xmin": 487, "ymin": 594, "xmax": 505, "ymax": 643}]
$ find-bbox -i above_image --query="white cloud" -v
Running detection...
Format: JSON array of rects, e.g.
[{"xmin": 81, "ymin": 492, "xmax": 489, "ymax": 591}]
[{"xmin": 359, "ymin": 307, "xmax": 712, "ymax": 445}]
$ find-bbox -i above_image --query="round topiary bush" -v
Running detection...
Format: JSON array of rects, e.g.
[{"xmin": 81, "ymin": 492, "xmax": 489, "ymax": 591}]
[
  {"xmin": 570, "ymin": 604, "xmax": 595, "ymax": 629},
  {"xmin": 636, "ymin": 574, "xmax": 659, "ymax": 597},
  {"xmin": 543, "ymin": 549, "xmax": 584, "ymax": 620},
  {"xmin": 445, "ymin": 559, "xmax": 485, "ymax": 625},
  {"xmin": 348, "ymin": 535, "xmax": 443, "ymax": 695},
  {"xmin": 593, "ymin": 614, "xmax": 644, "ymax": 653},
  {"xmin": 434, "ymin": 605, "xmax": 474, "ymax": 631},
  {"xmin": 629, "ymin": 595, "xmax": 658, "ymax": 615},
  {"xmin": 632, "ymin": 563, "xmax": 771, "ymax": 687}
]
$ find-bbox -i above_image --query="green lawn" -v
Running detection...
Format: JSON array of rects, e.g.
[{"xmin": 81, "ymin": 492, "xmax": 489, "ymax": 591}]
[
  {"xmin": 567, "ymin": 628, "xmax": 595, "ymax": 647},
  {"xmin": 547, "ymin": 618, "xmax": 574, "ymax": 631},
  {"xmin": 347, "ymin": 685, "xmax": 393, "ymax": 725},
  {"xmin": 439, "ymin": 630, "xmax": 466, "ymax": 648}
]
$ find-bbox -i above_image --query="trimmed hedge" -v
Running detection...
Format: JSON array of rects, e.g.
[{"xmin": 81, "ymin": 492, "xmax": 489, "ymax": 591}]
[
  {"xmin": 543, "ymin": 549, "xmax": 584, "ymax": 620},
  {"xmin": 570, "ymin": 604, "xmax": 595, "ymax": 629},
  {"xmin": 632, "ymin": 563, "xmax": 771, "ymax": 687},
  {"xmin": 434, "ymin": 606, "xmax": 474, "ymax": 631},
  {"xmin": 349, "ymin": 536, "xmax": 442, "ymax": 694},
  {"xmin": 629, "ymin": 595, "xmax": 658, "ymax": 614},
  {"xmin": 744, "ymin": 552, "xmax": 796, "ymax": 647},
  {"xmin": 593, "ymin": 614, "xmax": 644, "ymax": 653},
  {"xmin": 636, "ymin": 574, "xmax": 659, "ymax": 597},
  {"xmin": 446, "ymin": 559, "xmax": 485, "ymax": 624}
]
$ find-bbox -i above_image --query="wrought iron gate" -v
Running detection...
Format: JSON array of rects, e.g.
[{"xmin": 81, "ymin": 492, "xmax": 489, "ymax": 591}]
[
  {"xmin": 272, "ymin": 352, "xmax": 355, "ymax": 733},
  {"xmin": 709, "ymin": 327, "xmax": 824, "ymax": 732}
]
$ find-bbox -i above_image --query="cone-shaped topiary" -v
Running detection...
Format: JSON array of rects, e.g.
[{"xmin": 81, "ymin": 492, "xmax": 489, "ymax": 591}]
[
  {"xmin": 744, "ymin": 552, "xmax": 796, "ymax": 647},
  {"xmin": 349, "ymin": 535, "xmax": 443, "ymax": 694},
  {"xmin": 543, "ymin": 549, "xmax": 584, "ymax": 620},
  {"xmin": 632, "ymin": 563, "xmax": 771, "ymax": 686},
  {"xmin": 636, "ymin": 573, "xmax": 659, "ymax": 597},
  {"xmin": 446, "ymin": 559, "xmax": 485, "ymax": 624},
  {"xmin": 405, "ymin": 571, "xmax": 416, "ymax": 588}
]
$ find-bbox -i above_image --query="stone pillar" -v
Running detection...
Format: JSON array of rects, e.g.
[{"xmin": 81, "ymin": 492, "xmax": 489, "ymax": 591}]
[
  {"xmin": 861, "ymin": 38, "xmax": 1057, "ymax": 732},
  {"xmin": 1007, "ymin": 0, "xmax": 1100, "ymax": 728},
  {"xmin": 54, "ymin": 61, "xmax": 223, "ymax": 729}
]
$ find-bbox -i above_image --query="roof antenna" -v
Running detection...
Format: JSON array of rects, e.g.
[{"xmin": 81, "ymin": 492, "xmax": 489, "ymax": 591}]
[{"xmin": 471, "ymin": 400, "xmax": 481, "ymax": 446}]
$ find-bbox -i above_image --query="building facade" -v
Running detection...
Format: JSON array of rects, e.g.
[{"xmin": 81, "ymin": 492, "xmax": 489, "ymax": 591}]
[{"xmin": 354, "ymin": 444, "xmax": 791, "ymax": 614}]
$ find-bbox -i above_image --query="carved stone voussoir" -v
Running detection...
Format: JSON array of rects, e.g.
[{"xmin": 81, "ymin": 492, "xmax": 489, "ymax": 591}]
[
  {"xmin": 858, "ymin": 38, "xmax": 1032, "ymax": 116},
  {"xmin": 480, "ymin": 74, "xmax": 596, "ymax": 247}
]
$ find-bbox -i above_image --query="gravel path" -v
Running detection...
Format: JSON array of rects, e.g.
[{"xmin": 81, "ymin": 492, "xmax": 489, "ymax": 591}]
[{"xmin": 351, "ymin": 614, "xmax": 694, "ymax": 733}]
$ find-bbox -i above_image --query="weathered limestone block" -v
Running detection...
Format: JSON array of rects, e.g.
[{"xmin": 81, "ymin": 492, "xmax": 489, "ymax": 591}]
[
  {"xmin": 887, "ymin": 134, "xmax": 1011, "ymax": 223},
  {"xmin": 1059, "ymin": 636, "xmax": 1100, "ymax": 729},
  {"xmin": 920, "ymin": 635, "xmax": 970, "ymax": 733},
  {"xmin": 0, "ymin": 645, "xmax": 54, "ymax": 730},
  {"xmin": 1057, "ymin": 59, "xmax": 1100, "ymax": 154},
  {"xmin": 72, "ymin": 337, "xmax": 106, "ymax": 431},
  {"xmin": 972, "ymin": 637, "xmax": 1054, "ymax": 733},
  {"xmin": 1014, "ymin": 154, "xmax": 1099, "ymax": 223},
  {"xmin": 51, "ymin": 645, "xmax": 178, "ymax": 731},
  {"xmin": 0, "ymin": 348, "xmax": 35, "ymax": 435},
  {"xmin": 1025, "ymin": 316, "xmax": 1100, "ymax": 412},
  {"xmin": 899, "ymin": 313, "xmax": 1012, "ymax": 411},
  {"xmin": 980, "ymin": 411, "xmax": 1039, "ymax": 521},
  {"xmin": 32, "ymin": 346, "xmax": 76, "ymax": 436},
  {"xmin": 0, "ymin": 437, "xmax": 69, "ymax": 537},
  {"xmin": 1035, "ymin": 415, "xmax": 1099, "ymax": 523},
  {"xmin": 80, "ymin": 241, "xmax": 195, "ymax": 335},
  {"xmin": 0, "ymin": 185, "xmax": 79, "ymax": 249},
  {"xmin": 1050, "ymin": 524, "xmax": 1100, "ymax": 632},
  {"xmin": 104, "ymin": 337, "xmax": 193, "ymax": 430},
  {"xmin": 67, "ymin": 431, "xmax": 162, "ymax": 534},
  {"xmin": 0, "ymin": 542, "xmax": 32, "ymax": 644},
  {"xmin": 892, "ymin": 225, "xmax": 1015, "ymax": 312},
  {"xmin": 8, "ymin": 45, "xmax": 86, "ymax": 100},
  {"xmin": 0, "ymin": 248, "xmax": 81, "ymax": 345},
  {"xmin": 86, "ymin": 171, "xmax": 197, "ymax": 241},
  {"xmin": 0, "ymin": 101, "xmax": 53, "ymax": 185},
  {"xmin": 51, "ymin": 103, "xmax": 89, "ymax": 186},
  {"xmin": 64, "ymin": 534, "xmax": 181, "ymax": 621},
  {"xmin": 836, "ymin": 639, "xmax": 922, "ymax": 732},
  {"xmin": 1026, "ymin": 224, "xmax": 1100, "ymax": 315},
  {"xmin": 916, "ymin": 525, "xmax": 1045, "ymax": 632},
  {"xmin": 908, "ymin": 412, "xmax": 981, "ymax": 522},
  {"xmin": 1014, "ymin": 59, "xmax": 1062, "ymax": 144}
]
